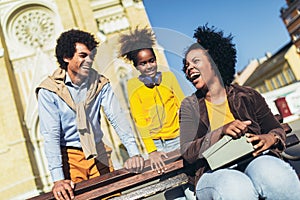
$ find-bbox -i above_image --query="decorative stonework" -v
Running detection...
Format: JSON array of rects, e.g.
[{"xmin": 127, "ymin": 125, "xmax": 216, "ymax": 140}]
[
  {"xmin": 92, "ymin": 1, "xmax": 130, "ymax": 35},
  {"xmin": 10, "ymin": 6, "xmax": 55, "ymax": 49},
  {"xmin": 97, "ymin": 14, "xmax": 129, "ymax": 34}
]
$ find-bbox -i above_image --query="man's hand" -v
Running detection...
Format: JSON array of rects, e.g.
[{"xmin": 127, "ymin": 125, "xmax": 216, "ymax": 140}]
[
  {"xmin": 246, "ymin": 133, "xmax": 278, "ymax": 157},
  {"xmin": 149, "ymin": 151, "xmax": 168, "ymax": 174},
  {"xmin": 52, "ymin": 179, "xmax": 74, "ymax": 200},
  {"xmin": 222, "ymin": 120, "xmax": 252, "ymax": 139},
  {"xmin": 124, "ymin": 155, "xmax": 144, "ymax": 173}
]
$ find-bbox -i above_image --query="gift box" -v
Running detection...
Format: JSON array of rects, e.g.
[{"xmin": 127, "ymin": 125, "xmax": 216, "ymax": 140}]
[{"xmin": 203, "ymin": 135, "xmax": 254, "ymax": 170}]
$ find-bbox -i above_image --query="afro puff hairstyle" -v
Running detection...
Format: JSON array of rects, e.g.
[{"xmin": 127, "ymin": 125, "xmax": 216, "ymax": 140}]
[
  {"xmin": 119, "ymin": 26, "xmax": 156, "ymax": 67},
  {"xmin": 184, "ymin": 24, "xmax": 237, "ymax": 86},
  {"xmin": 55, "ymin": 29, "xmax": 99, "ymax": 70}
]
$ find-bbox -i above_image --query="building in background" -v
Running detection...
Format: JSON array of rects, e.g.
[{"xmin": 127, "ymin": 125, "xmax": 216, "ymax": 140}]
[
  {"xmin": 0, "ymin": 0, "xmax": 170, "ymax": 199},
  {"xmin": 281, "ymin": 0, "xmax": 300, "ymax": 54},
  {"xmin": 235, "ymin": 42, "xmax": 300, "ymax": 93},
  {"xmin": 235, "ymin": 0, "xmax": 300, "ymax": 121}
]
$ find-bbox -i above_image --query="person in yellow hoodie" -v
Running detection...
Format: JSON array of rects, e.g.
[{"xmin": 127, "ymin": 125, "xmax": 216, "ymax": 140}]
[
  {"xmin": 119, "ymin": 27, "xmax": 185, "ymax": 173},
  {"xmin": 119, "ymin": 27, "xmax": 196, "ymax": 200}
]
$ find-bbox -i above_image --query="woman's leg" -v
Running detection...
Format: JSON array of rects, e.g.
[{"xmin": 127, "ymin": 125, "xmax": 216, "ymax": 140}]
[
  {"xmin": 245, "ymin": 155, "xmax": 300, "ymax": 200},
  {"xmin": 196, "ymin": 169, "xmax": 258, "ymax": 200}
]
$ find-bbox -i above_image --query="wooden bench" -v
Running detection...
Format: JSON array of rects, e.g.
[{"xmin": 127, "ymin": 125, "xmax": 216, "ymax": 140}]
[
  {"xmin": 274, "ymin": 114, "xmax": 300, "ymax": 161},
  {"xmin": 28, "ymin": 115, "xmax": 300, "ymax": 199},
  {"xmin": 28, "ymin": 149, "xmax": 187, "ymax": 200}
]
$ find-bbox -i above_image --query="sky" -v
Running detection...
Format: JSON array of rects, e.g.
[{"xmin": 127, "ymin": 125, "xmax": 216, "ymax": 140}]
[{"xmin": 143, "ymin": 0, "xmax": 291, "ymax": 74}]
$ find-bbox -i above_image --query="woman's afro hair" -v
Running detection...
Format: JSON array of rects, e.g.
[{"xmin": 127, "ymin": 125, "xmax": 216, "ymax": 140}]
[
  {"xmin": 193, "ymin": 24, "xmax": 237, "ymax": 85},
  {"xmin": 119, "ymin": 27, "xmax": 156, "ymax": 67}
]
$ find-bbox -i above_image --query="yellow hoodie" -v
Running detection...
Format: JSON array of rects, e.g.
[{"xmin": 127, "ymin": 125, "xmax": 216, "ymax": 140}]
[{"xmin": 127, "ymin": 71, "xmax": 185, "ymax": 153}]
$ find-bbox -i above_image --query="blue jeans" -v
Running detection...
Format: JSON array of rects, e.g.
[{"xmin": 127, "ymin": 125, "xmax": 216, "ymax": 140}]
[
  {"xmin": 196, "ymin": 155, "xmax": 300, "ymax": 200},
  {"xmin": 153, "ymin": 136, "xmax": 180, "ymax": 152}
]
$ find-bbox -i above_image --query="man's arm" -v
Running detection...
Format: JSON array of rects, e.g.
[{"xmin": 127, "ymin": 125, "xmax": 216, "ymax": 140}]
[
  {"xmin": 38, "ymin": 89, "xmax": 65, "ymax": 182},
  {"xmin": 100, "ymin": 83, "xmax": 144, "ymax": 171},
  {"xmin": 38, "ymin": 89, "xmax": 75, "ymax": 199}
]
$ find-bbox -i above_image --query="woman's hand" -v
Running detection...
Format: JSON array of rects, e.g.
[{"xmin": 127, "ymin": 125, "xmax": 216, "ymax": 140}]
[
  {"xmin": 149, "ymin": 151, "xmax": 168, "ymax": 174},
  {"xmin": 246, "ymin": 133, "xmax": 278, "ymax": 157},
  {"xmin": 222, "ymin": 120, "xmax": 252, "ymax": 139}
]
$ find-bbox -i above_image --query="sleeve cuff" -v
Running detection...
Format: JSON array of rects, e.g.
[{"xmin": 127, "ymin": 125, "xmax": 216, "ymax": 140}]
[
  {"xmin": 271, "ymin": 133, "xmax": 285, "ymax": 151},
  {"xmin": 51, "ymin": 168, "xmax": 65, "ymax": 182},
  {"xmin": 126, "ymin": 144, "xmax": 141, "ymax": 157}
]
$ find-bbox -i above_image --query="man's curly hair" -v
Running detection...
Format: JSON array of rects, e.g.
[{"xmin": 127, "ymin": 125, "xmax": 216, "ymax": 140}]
[
  {"xmin": 119, "ymin": 27, "xmax": 156, "ymax": 67},
  {"xmin": 183, "ymin": 24, "xmax": 237, "ymax": 86},
  {"xmin": 55, "ymin": 29, "xmax": 99, "ymax": 70}
]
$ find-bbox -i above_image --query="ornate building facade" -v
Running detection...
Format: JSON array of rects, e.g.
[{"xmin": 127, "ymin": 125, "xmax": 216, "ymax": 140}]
[
  {"xmin": 281, "ymin": 0, "xmax": 300, "ymax": 54},
  {"xmin": 0, "ymin": 0, "xmax": 169, "ymax": 199}
]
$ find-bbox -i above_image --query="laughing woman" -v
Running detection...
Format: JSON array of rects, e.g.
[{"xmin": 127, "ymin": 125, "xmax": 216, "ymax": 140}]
[{"xmin": 180, "ymin": 24, "xmax": 300, "ymax": 200}]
